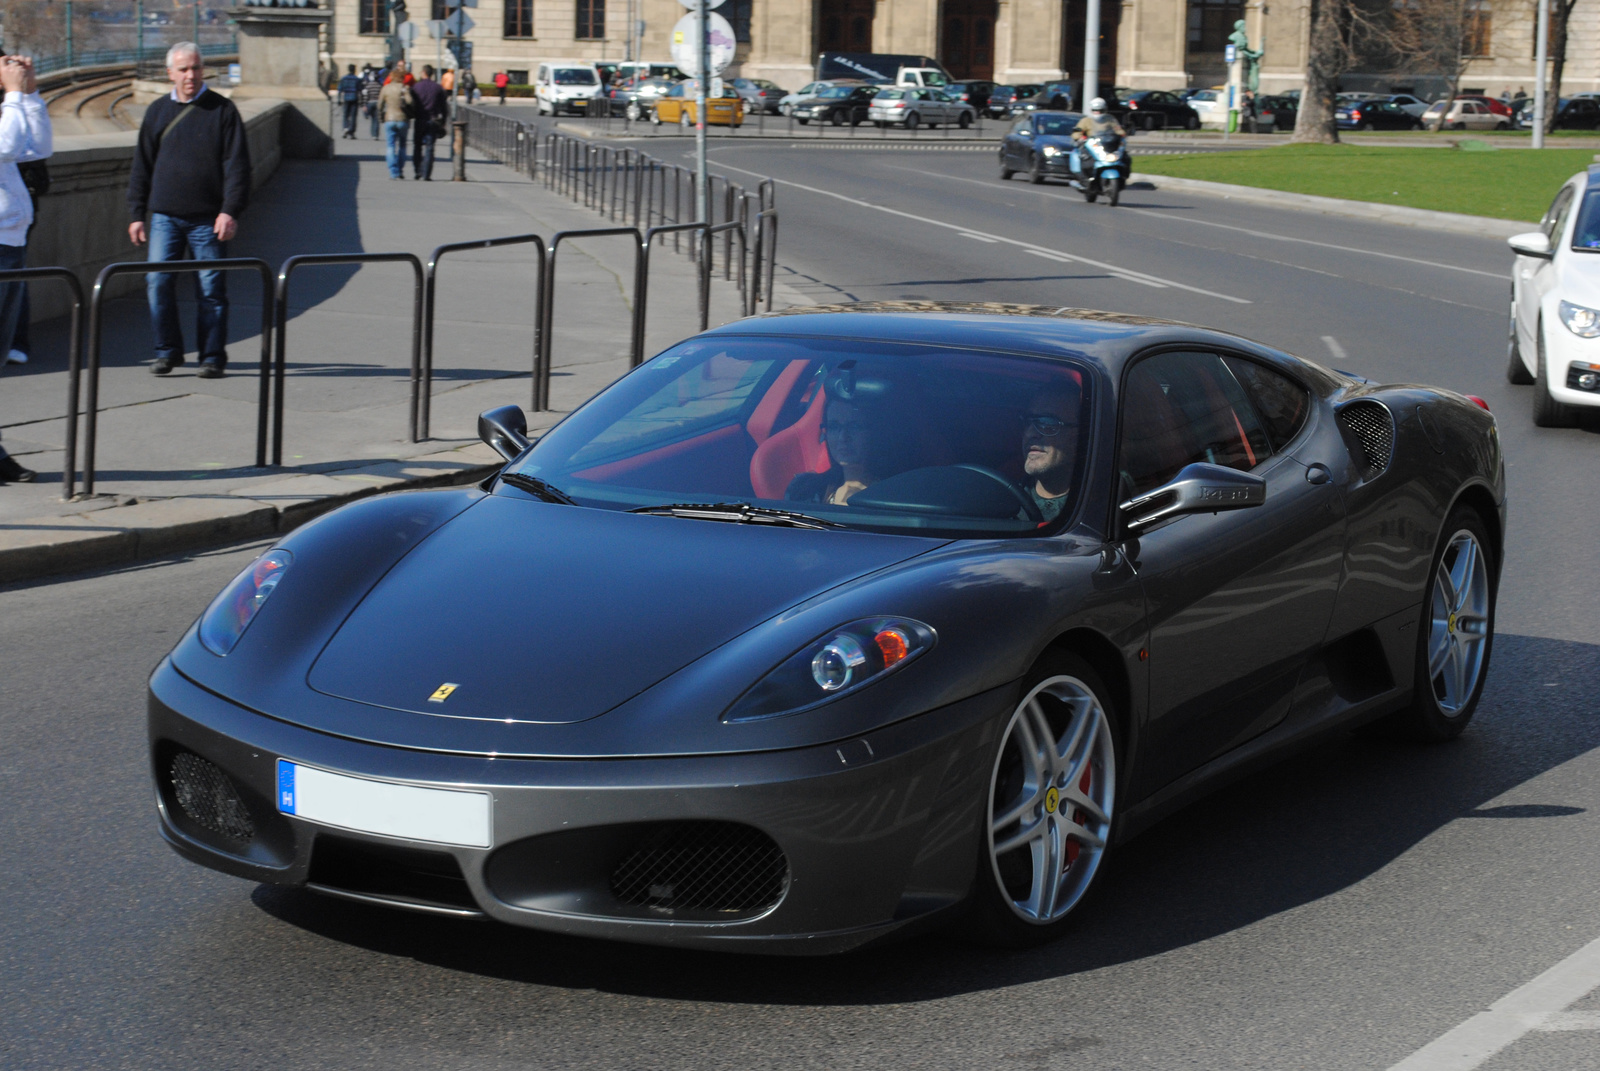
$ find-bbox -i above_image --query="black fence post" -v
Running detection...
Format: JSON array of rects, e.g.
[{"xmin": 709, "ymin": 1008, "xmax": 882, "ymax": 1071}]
[{"xmin": 539, "ymin": 227, "xmax": 643, "ymax": 412}]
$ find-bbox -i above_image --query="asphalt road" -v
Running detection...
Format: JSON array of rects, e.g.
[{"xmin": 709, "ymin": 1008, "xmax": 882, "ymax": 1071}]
[{"xmin": 5, "ymin": 143, "xmax": 1600, "ymax": 1071}]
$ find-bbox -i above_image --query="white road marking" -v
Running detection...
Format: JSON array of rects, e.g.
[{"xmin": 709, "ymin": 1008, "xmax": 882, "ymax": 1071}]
[
  {"xmin": 1026, "ymin": 249, "xmax": 1168, "ymax": 288},
  {"xmin": 709, "ymin": 159, "xmax": 1251, "ymax": 303},
  {"xmin": 1534, "ymin": 1010, "xmax": 1600, "ymax": 1031},
  {"xmin": 876, "ymin": 162, "xmax": 1507, "ymax": 280},
  {"xmin": 1386, "ymin": 935, "xmax": 1600, "ymax": 1071},
  {"xmin": 959, "ymin": 232, "xmax": 998, "ymax": 242},
  {"xmin": 1322, "ymin": 335, "xmax": 1348, "ymax": 362}
]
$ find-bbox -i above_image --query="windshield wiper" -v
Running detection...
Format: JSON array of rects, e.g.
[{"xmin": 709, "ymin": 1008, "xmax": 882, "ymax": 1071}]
[
  {"xmin": 629, "ymin": 502, "xmax": 844, "ymax": 529},
  {"xmin": 499, "ymin": 472, "xmax": 577, "ymax": 505}
]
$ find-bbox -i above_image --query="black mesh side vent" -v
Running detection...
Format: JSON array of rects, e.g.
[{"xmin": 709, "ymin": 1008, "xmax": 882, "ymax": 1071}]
[
  {"xmin": 168, "ymin": 751, "xmax": 255, "ymax": 843},
  {"xmin": 1338, "ymin": 401, "xmax": 1395, "ymax": 478},
  {"xmin": 610, "ymin": 821, "xmax": 788, "ymax": 915}
]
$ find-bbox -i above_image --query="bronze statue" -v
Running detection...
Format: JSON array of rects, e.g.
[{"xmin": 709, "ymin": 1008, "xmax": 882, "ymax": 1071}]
[{"xmin": 1229, "ymin": 20, "xmax": 1264, "ymax": 95}]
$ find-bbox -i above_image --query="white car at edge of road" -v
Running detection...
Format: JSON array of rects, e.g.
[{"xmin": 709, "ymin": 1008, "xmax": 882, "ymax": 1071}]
[{"xmin": 1509, "ymin": 163, "xmax": 1600, "ymax": 426}]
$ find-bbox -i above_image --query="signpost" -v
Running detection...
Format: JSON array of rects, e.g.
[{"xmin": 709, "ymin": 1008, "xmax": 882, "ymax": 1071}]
[{"xmin": 670, "ymin": 0, "xmax": 733, "ymax": 225}]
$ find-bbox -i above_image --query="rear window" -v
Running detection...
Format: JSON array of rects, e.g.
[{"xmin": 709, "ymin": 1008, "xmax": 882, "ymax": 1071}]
[{"xmin": 877, "ymin": 90, "xmax": 907, "ymax": 100}]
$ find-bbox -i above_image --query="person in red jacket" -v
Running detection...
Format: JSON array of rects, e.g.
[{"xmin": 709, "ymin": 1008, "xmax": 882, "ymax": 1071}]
[{"xmin": 494, "ymin": 70, "xmax": 510, "ymax": 105}]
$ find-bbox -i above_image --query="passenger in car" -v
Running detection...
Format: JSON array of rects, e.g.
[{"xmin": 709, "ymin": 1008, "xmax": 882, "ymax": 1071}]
[
  {"xmin": 1020, "ymin": 382, "xmax": 1083, "ymax": 520},
  {"xmin": 786, "ymin": 395, "xmax": 878, "ymax": 505}
]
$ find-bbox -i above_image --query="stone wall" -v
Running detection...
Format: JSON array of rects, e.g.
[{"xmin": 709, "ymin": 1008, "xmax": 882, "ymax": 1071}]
[{"xmin": 26, "ymin": 99, "xmax": 289, "ymax": 322}]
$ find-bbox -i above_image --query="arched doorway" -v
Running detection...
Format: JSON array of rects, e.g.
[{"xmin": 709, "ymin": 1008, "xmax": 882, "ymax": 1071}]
[
  {"xmin": 817, "ymin": 0, "xmax": 875, "ymax": 54},
  {"xmin": 1061, "ymin": 0, "xmax": 1122, "ymax": 85},
  {"xmin": 941, "ymin": 0, "xmax": 996, "ymax": 81}
]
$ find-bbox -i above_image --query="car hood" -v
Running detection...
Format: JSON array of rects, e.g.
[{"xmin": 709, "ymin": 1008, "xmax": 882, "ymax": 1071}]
[{"xmin": 305, "ymin": 495, "xmax": 945, "ymax": 724}]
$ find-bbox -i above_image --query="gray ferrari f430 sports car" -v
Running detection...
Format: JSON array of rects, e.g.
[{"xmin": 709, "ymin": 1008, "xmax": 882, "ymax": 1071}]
[{"xmin": 149, "ymin": 303, "xmax": 1504, "ymax": 953}]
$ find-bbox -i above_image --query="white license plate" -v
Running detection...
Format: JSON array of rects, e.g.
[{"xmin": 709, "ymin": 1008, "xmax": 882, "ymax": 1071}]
[{"xmin": 276, "ymin": 760, "xmax": 491, "ymax": 848}]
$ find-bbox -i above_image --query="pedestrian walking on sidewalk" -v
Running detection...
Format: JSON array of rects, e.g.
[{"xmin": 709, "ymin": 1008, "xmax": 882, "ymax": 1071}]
[
  {"xmin": 378, "ymin": 65, "xmax": 416, "ymax": 180},
  {"xmin": 361, "ymin": 64, "xmax": 383, "ymax": 138},
  {"xmin": 127, "ymin": 41, "xmax": 251, "ymax": 379},
  {"xmin": 5, "ymin": 160, "xmax": 50, "ymax": 369},
  {"xmin": 412, "ymin": 65, "xmax": 447, "ymax": 180},
  {"xmin": 0, "ymin": 53, "xmax": 51, "ymax": 486},
  {"xmin": 495, "ymin": 70, "xmax": 509, "ymax": 105},
  {"xmin": 461, "ymin": 68, "xmax": 478, "ymax": 103},
  {"xmin": 338, "ymin": 63, "xmax": 362, "ymax": 139}
]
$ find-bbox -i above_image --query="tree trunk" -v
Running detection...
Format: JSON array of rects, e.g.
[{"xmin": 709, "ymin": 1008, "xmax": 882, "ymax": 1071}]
[
  {"xmin": 1546, "ymin": 0, "xmax": 1576, "ymax": 133},
  {"xmin": 1291, "ymin": 0, "xmax": 1343, "ymax": 143}
]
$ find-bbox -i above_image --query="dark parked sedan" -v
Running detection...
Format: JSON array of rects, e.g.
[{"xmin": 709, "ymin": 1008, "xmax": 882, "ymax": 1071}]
[
  {"xmin": 1336, "ymin": 99, "xmax": 1422, "ymax": 131},
  {"xmin": 791, "ymin": 84, "xmax": 879, "ymax": 126},
  {"xmin": 151, "ymin": 304, "xmax": 1504, "ymax": 954},
  {"xmin": 988, "ymin": 83, "xmax": 1042, "ymax": 117},
  {"xmin": 998, "ymin": 111, "xmax": 1086, "ymax": 183},
  {"xmin": 945, "ymin": 80, "xmax": 997, "ymax": 114},
  {"xmin": 1123, "ymin": 89, "xmax": 1200, "ymax": 131}
]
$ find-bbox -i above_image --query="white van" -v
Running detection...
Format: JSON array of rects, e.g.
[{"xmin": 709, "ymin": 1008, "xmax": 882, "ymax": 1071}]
[{"xmin": 534, "ymin": 62, "xmax": 602, "ymax": 116}]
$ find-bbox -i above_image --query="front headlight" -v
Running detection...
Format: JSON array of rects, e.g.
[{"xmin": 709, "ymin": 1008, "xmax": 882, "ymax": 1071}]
[
  {"xmin": 1041, "ymin": 145, "xmax": 1061, "ymax": 156},
  {"xmin": 724, "ymin": 617, "xmax": 936, "ymax": 721},
  {"xmin": 199, "ymin": 549, "xmax": 292, "ymax": 655},
  {"xmin": 1559, "ymin": 300, "xmax": 1600, "ymax": 338}
]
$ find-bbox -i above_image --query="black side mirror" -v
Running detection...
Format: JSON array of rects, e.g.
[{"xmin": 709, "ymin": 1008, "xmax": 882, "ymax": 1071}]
[
  {"xmin": 478, "ymin": 404, "xmax": 532, "ymax": 461},
  {"xmin": 1119, "ymin": 462, "xmax": 1266, "ymax": 532}
]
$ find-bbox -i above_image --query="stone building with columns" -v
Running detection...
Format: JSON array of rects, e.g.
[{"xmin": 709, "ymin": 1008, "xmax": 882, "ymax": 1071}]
[{"xmin": 317, "ymin": 0, "xmax": 1597, "ymax": 101}]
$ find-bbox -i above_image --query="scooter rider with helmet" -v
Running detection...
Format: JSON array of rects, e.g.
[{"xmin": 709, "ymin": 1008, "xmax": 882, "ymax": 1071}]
[{"xmin": 1069, "ymin": 97, "xmax": 1125, "ymax": 179}]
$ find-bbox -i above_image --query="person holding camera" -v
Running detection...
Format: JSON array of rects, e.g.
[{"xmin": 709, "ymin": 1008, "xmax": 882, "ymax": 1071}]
[{"xmin": 0, "ymin": 52, "xmax": 52, "ymax": 485}]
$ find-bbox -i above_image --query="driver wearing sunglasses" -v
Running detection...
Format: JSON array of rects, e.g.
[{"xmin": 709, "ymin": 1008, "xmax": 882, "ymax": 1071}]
[{"xmin": 1020, "ymin": 383, "xmax": 1082, "ymax": 521}]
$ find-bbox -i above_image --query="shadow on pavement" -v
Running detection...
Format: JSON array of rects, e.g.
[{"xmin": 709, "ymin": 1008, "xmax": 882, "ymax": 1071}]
[{"xmin": 253, "ymin": 631, "xmax": 1600, "ymax": 1006}]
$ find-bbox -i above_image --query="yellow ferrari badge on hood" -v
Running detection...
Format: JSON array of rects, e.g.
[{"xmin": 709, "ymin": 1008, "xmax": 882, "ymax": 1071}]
[{"xmin": 428, "ymin": 682, "xmax": 459, "ymax": 703}]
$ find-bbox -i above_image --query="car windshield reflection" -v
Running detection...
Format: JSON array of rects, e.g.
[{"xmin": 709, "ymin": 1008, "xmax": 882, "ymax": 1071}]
[{"xmin": 513, "ymin": 338, "xmax": 1093, "ymax": 537}]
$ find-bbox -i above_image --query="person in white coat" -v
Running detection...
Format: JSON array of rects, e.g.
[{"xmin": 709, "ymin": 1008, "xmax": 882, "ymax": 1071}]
[{"xmin": 0, "ymin": 53, "xmax": 51, "ymax": 485}]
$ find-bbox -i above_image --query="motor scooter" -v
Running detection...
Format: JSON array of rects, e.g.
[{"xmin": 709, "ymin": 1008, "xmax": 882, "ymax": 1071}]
[{"xmin": 1067, "ymin": 132, "xmax": 1131, "ymax": 206}]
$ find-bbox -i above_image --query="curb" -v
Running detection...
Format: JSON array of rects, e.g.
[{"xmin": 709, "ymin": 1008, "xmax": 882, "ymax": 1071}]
[
  {"xmin": 1142, "ymin": 173, "xmax": 1534, "ymax": 237},
  {"xmin": 0, "ymin": 445, "xmax": 503, "ymax": 586}
]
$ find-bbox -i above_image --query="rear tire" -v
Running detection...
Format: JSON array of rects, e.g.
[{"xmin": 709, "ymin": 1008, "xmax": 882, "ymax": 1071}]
[
  {"xmin": 1496, "ymin": 121, "xmax": 1509, "ymax": 130},
  {"xmin": 1185, "ymin": 114, "xmax": 1200, "ymax": 130},
  {"xmin": 905, "ymin": 112, "xmax": 920, "ymax": 130},
  {"xmin": 959, "ymin": 111, "xmax": 972, "ymax": 129},
  {"xmin": 1533, "ymin": 323, "xmax": 1579, "ymax": 427},
  {"xmin": 962, "ymin": 651, "xmax": 1120, "ymax": 948}
]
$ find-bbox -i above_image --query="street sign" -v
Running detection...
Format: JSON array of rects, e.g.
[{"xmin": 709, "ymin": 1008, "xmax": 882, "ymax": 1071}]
[
  {"xmin": 398, "ymin": 19, "xmax": 421, "ymax": 45},
  {"xmin": 710, "ymin": 75, "xmax": 724, "ymax": 99},
  {"xmin": 455, "ymin": 0, "xmax": 477, "ymax": 6},
  {"xmin": 426, "ymin": 19, "xmax": 448, "ymax": 39},
  {"xmin": 669, "ymin": 11, "xmax": 735, "ymax": 77},
  {"xmin": 676, "ymin": 0, "xmax": 724, "ymax": 7},
  {"xmin": 1224, "ymin": 44, "xmax": 1237, "ymax": 64},
  {"xmin": 445, "ymin": 9, "xmax": 475, "ymax": 35}
]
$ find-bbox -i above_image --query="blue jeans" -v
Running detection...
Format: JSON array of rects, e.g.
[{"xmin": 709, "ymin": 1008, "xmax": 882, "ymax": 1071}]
[
  {"xmin": 384, "ymin": 120, "xmax": 410, "ymax": 177},
  {"xmin": 413, "ymin": 127, "xmax": 437, "ymax": 180},
  {"xmin": 147, "ymin": 213, "xmax": 228, "ymax": 364},
  {"xmin": 0, "ymin": 241, "xmax": 25, "ymax": 454},
  {"xmin": 342, "ymin": 99, "xmax": 360, "ymax": 135},
  {"xmin": 367, "ymin": 103, "xmax": 380, "ymax": 138}
]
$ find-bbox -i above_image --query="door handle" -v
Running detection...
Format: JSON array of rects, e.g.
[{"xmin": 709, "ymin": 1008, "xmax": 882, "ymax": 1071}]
[{"xmin": 1305, "ymin": 463, "xmax": 1332, "ymax": 485}]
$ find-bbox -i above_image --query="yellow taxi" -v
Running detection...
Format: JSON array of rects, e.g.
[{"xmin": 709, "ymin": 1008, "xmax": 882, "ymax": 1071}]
[{"xmin": 650, "ymin": 82, "xmax": 745, "ymax": 127}]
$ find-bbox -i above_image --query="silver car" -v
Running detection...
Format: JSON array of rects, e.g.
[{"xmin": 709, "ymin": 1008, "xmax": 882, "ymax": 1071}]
[{"xmin": 867, "ymin": 87, "xmax": 977, "ymax": 130}]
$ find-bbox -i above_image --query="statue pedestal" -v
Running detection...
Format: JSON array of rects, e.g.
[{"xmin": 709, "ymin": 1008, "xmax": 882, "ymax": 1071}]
[{"xmin": 229, "ymin": 6, "xmax": 333, "ymax": 158}]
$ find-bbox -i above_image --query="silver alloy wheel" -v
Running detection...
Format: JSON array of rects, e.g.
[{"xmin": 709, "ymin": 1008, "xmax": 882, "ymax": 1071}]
[
  {"xmin": 1428, "ymin": 529, "xmax": 1491, "ymax": 715},
  {"xmin": 988, "ymin": 675, "xmax": 1115, "ymax": 924}
]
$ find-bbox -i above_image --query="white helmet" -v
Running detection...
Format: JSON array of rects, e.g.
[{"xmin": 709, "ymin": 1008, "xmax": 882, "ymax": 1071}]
[{"xmin": 1089, "ymin": 96, "xmax": 1107, "ymax": 113}]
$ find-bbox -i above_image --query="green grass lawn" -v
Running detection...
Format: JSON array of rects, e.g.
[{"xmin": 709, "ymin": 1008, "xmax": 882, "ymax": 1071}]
[{"xmin": 1134, "ymin": 143, "xmax": 1596, "ymax": 221}]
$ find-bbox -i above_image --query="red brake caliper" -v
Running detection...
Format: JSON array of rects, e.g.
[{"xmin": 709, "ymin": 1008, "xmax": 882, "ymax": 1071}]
[{"xmin": 1063, "ymin": 767, "xmax": 1092, "ymax": 870}]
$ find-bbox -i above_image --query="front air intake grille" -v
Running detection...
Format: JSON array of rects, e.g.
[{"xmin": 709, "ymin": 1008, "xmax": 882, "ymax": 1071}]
[
  {"xmin": 168, "ymin": 751, "xmax": 255, "ymax": 843},
  {"xmin": 610, "ymin": 821, "xmax": 788, "ymax": 915},
  {"xmin": 1338, "ymin": 401, "xmax": 1395, "ymax": 478}
]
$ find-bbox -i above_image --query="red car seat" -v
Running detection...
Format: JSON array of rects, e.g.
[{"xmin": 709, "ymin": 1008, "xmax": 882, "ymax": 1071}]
[{"xmin": 749, "ymin": 386, "xmax": 830, "ymax": 499}]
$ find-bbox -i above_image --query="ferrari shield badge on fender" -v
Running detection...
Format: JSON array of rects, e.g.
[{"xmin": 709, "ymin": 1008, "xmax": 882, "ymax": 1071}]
[{"xmin": 428, "ymin": 683, "xmax": 459, "ymax": 703}]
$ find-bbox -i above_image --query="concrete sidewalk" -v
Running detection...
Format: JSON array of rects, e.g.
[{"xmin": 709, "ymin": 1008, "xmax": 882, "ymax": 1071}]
[{"xmin": 0, "ymin": 134, "xmax": 801, "ymax": 581}]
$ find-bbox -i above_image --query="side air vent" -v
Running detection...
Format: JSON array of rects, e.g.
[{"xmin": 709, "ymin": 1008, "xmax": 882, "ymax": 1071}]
[
  {"xmin": 168, "ymin": 751, "xmax": 256, "ymax": 843},
  {"xmin": 1338, "ymin": 401, "xmax": 1395, "ymax": 479},
  {"xmin": 610, "ymin": 821, "xmax": 789, "ymax": 916}
]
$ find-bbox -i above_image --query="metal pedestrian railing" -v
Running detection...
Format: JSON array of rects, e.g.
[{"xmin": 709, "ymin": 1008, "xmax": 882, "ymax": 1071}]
[
  {"xmin": 0, "ymin": 269, "xmax": 84, "ymax": 496},
  {"xmin": 83, "ymin": 258, "xmax": 275, "ymax": 497},
  {"xmin": 272, "ymin": 253, "xmax": 425, "ymax": 465}
]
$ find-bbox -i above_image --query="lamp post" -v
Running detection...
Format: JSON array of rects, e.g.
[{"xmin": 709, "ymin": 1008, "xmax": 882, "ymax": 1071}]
[
  {"xmin": 1081, "ymin": 0, "xmax": 1099, "ymax": 111},
  {"xmin": 695, "ymin": 0, "xmax": 708, "ymax": 224},
  {"xmin": 1532, "ymin": 0, "xmax": 1549, "ymax": 149}
]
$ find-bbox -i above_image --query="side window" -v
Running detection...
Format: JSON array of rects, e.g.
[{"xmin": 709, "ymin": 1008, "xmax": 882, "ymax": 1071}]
[
  {"xmin": 1544, "ymin": 186, "xmax": 1576, "ymax": 240},
  {"xmin": 1012, "ymin": 118, "xmax": 1031, "ymax": 135},
  {"xmin": 1221, "ymin": 356, "xmax": 1310, "ymax": 450},
  {"xmin": 1118, "ymin": 352, "xmax": 1274, "ymax": 497}
]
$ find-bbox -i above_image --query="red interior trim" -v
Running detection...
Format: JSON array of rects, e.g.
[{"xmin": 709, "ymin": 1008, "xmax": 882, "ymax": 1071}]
[
  {"xmin": 747, "ymin": 359, "xmax": 811, "ymax": 445},
  {"xmin": 573, "ymin": 423, "xmax": 743, "ymax": 481}
]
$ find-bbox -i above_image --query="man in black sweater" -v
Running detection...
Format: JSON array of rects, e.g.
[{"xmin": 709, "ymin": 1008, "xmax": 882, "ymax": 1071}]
[{"xmin": 127, "ymin": 42, "xmax": 251, "ymax": 377}]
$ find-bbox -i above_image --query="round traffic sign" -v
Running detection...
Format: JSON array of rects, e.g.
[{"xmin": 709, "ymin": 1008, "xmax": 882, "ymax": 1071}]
[
  {"xmin": 669, "ymin": 11, "xmax": 735, "ymax": 77},
  {"xmin": 676, "ymin": 0, "xmax": 725, "ymax": 8}
]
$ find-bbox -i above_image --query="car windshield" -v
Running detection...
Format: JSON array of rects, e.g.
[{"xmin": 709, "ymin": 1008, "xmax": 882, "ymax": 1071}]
[
  {"xmin": 512, "ymin": 337, "xmax": 1093, "ymax": 537},
  {"xmin": 1570, "ymin": 185, "xmax": 1600, "ymax": 250},
  {"xmin": 554, "ymin": 69, "xmax": 598, "ymax": 85},
  {"xmin": 1034, "ymin": 114, "xmax": 1076, "ymax": 135},
  {"xmin": 816, "ymin": 86, "xmax": 853, "ymax": 98}
]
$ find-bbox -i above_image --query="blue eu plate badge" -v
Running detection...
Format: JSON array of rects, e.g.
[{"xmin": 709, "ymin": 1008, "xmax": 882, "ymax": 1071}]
[{"xmin": 277, "ymin": 759, "xmax": 297, "ymax": 814}]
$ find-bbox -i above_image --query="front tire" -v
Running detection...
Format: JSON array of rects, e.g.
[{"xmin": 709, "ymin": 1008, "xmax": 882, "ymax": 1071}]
[
  {"xmin": 966, "ymin": 653, "xmax": 1119, "ymax": 947},
  {"xmin": 1029, "ymin": 156, "xmax": 1044, "ymax": 184},
  {"xmin": 680, "ymin": 109, "xmax": 693, "ymax": 129},
  {"xmin": 1507, "ymin": 290, "xmax": 1534, "ymax": 384},
  {"xmin": 650, "ymin": 108, "xmax": 662, "ymax": 126},
  {"xmin": 1107, "ymin": 176, "xmax": 1121, "ymax": 206},
  {"xmin": 1533, "ymin": 323, "xmax": 1579, "ymax": 427},
  {"xmin": 1185, "ymin": 114, "xmax": 1200, "ymax": 130},
  {"xmin": 1389, "ymin": 508, "xmax": 1496, "ymax": 740}
]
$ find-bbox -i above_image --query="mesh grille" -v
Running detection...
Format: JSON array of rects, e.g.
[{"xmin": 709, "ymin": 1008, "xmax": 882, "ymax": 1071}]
[
  {"xmin": 610, "ymin": 821, "xmax": 788, "ymax": 915},
  {"xmin": 169, "ymin": 751, "xmax": 255, "ymax": 843},
  {"xmin": 1338, "ymin": 401, "xmax": 1394, "ymax": 477}
]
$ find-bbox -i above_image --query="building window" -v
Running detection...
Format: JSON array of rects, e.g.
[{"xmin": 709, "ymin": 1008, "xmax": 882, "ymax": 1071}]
[
  {"xmin": 360, "ymin": 0, "xmax": 389, "ymax": 35},
  {"xmin": 504, "ymin": 0, "xmax": 534, "ymax": 38},
  {"xmin": 727, "ymin": 0, "xmax": 753, "ymax": 43},
  {"xmin": 576, "ymin": 0, "xmax": 604, "ymax": 40},
  {"xmin": 1187, "ymin": 0, "xmax": 1244, "ymax": 53},
  {"xmin": 431, "ymin": 0, "xmax": 451, "ymax": 18},
  {"xmin": 1462, "ymin": 0, "xmax": 1491, "ymax": 57}
]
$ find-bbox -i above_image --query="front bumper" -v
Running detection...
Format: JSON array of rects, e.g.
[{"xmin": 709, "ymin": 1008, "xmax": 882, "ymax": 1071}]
[
  {"xmin": 1541, "ymin": 312, "xmax": 1600, "ymax": 409},
  {"xmin": 148, "ymin": 658, "xmax": 1007, "ymax": 954}
]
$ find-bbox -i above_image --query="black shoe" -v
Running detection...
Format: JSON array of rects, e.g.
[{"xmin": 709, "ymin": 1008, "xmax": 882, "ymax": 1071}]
[
  {"xmin": 0, "ymin": 454, "xmax": 37, "ymax": 483},
  {"xmin": 151, "ymin": 354, "xmax": 184, "ymax": 375},
  {"xmin": 197, "ymin": 359, "xmax": 226, "ymax": 379}
]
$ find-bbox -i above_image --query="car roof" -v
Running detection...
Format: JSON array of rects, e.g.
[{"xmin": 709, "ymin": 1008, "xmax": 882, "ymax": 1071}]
[{"xmin": 696, "ymin": 302, "xmax": 1308, "ymax": 379}]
